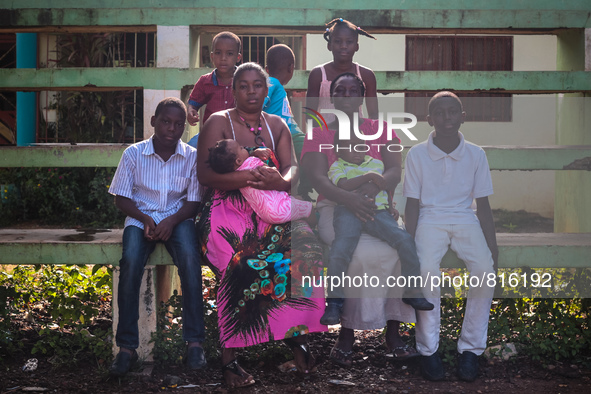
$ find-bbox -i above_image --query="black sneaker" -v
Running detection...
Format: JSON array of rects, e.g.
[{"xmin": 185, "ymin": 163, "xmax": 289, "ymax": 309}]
[
  {"xmin": 421, "ymin": 353, "xmax": 445, "ymax": 381},
  {"xmin": 402, "ymin": 297, "xmax": 434, "ymax": 311},
  {"xmin": 457, "ymin": 351, "xmax": 479, "ymax": 382},
  {"xmin": 320, "ymin": 303, "xmax": 342, "ymax": 325},
  {"xmin": 109, "ymin": 349, "xmax": 138, "ymax": 377},
  {"xmin": 186, "ymin": 346, "xmax": 207, "ymax": 370}
]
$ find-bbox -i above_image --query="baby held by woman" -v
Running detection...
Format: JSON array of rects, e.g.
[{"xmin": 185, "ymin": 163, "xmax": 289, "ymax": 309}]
[{"xmin": 208, "ymin": 139, "xmax": 313, "ymax": 224}]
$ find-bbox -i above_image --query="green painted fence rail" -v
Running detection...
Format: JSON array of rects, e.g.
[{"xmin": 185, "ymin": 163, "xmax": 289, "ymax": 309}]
[
  {"xmin": 7, "ymin": 0, "xmax": 591, "ymax": 11},
  {"xmin": 0, "ymin": 229, "xmax": 589, "ymax": 270},
  {"xmin": 2, "ymin": 69, "xmax": 591, "ymax": 93},
  {"xmin": 1, "ymin": 145, "xmax": 590, "ymax": 170},
  {"xmin": 2, "ymin": 1, "xmax": 591, "ymax": 30}
]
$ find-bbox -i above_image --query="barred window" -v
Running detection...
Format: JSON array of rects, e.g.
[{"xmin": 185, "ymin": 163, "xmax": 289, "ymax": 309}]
[
  {"xmin": 199, "ymin": 33, "xmax": 305, "ymax": 70},
  {"xmin": 405, "ymin": 35, "xmax": 513, "ymax": 122}
]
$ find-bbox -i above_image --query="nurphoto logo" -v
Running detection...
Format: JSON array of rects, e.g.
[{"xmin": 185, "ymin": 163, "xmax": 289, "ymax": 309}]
[{"xmin": 305, "ymin": 109, "xmax": 419, "ymax": 153}]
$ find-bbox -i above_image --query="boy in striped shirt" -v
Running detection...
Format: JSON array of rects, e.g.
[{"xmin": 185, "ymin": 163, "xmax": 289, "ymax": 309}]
[{"xmin": 108, "ymin": 98, "xmax": 206, "ymax": 376}]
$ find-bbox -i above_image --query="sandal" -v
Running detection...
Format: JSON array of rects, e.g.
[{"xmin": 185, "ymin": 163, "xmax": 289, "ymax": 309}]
[
  {"xmin": 329, "ymin": 344, "xmax": 353, "ymax": 368},
  {"xmin": 385, "ymin": 345, "xmax": 420, "ymax": 361},
  {"xmin": 221, "ymin": 359, "xmax": 255, "ymax": 388},
  {"xmin": 284, "ymin": 338, "xmax": 317, "ymax": 374}
]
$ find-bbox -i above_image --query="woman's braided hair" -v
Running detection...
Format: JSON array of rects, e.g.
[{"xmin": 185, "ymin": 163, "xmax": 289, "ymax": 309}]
[{"xmin": 323, "ymin": 18, "xmax": 376, "ymax": 43}]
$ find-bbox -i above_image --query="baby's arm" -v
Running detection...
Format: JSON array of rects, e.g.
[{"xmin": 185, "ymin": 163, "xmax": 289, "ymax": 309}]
[
  {"xmin": 237, "ymin": 156, "xmax": 312, "ymax": 223},
  {"xmin": 250, "ymin": 147, "xmax": 272, "ymax": 162},
  {"xmin": 240, "ymin": 186, "xmax": 312, "ymax": 224}
]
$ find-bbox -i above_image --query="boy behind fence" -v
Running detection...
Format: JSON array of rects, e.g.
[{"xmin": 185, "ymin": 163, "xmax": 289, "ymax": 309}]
[{"xmin": 187, "ymin": 31, "xmax": 242, "ymax": 126}]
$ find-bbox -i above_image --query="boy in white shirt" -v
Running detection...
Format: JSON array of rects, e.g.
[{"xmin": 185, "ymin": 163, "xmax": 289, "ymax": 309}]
[{"xmin": 403, "ymin": 92, "xmax": 498, "ymax": 382}]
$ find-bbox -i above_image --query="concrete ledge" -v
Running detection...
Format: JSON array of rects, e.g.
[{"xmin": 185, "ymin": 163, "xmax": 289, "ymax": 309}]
[
  {"xmin": 1, "ymin": 229, "xmax": 590, "ymax": 269},
  {"xmin": 0, "ymin": 229, "xmax": 170, "ymax": 266},
  {"xmin": 441, "ymin": 233, "xmax": 591, "ymax": 269}
]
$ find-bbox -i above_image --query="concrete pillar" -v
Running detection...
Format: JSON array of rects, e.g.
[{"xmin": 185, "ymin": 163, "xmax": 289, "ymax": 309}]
[
  {"xmin": 555, "ymin": 29, "xmax": 591, "ymax": 233},
  {"xmin": 112, "ymin": 266, "xmax": 157, "ymax": 361},
  {"xmin": 143, "ymin": 89, "xmax": 183, "ymax": 140},
  {"xmin": 141, "ymin": 26, "xmax": 191, "ymax": 320},
  {"xmin": 143, "ymin": 26, "xmax": 190, "ymax": 140},
  {"xmin": 156, "ymin": 26, "xmax": 190, "ymax": 69},
  {"xmin": 16, "ymin": 33, "xmax": 37, "ymax": 146}
]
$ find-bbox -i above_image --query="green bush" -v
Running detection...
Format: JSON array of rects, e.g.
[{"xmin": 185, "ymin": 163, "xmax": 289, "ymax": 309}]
[
  {"xmin": 0, "ymin": 167, "xmax": 124, "ymax": 228},
  {"xmin": 435, "ymin": 297, "xmax": 591, "ymax": 367},
  {"xmin": 0, "ymin": 264, "xmax": 113, "ymax": 367},
  {"xmin": 31, "ymin": 326, "xmax": 112, "ymax": 369}
]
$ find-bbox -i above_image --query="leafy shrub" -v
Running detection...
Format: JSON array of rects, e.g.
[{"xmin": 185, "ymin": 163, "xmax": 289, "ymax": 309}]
[
  {"xmin": 31, "ymin": 326, "xmax": 112, "ymax": 369},
  {"xmin": 0, "ymin": 264, "xmax": 113, "ymax": 367},
  {"xmin": 435, "ymin": 297, "xmax": 591, "ymax": 367},
  {"xmin": 0, "ymin": 167, "xmax": 124, "ymax": 227},
  {"xmin": 150, "ymin": 291, "xmax": 186, "ymax": 367}
]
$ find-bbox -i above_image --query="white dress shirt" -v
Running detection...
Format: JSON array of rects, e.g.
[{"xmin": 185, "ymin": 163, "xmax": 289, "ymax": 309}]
[
  {"xmin": 109, "ymin": 137, "xmax": 199, "ymax": 229},
  {"xmin": 403, "ymin": 131, "xmax": 493, "ymax": 225}
]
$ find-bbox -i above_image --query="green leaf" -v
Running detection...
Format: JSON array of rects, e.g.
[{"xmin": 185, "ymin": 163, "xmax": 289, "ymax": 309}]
[{"xmin": 91, "ymin": 265, "xmax": 102, "ymax": 276}]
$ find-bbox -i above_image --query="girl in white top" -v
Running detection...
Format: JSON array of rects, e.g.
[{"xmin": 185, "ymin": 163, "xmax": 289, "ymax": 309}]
[{"xmin": 307, "ymin": 18, "xmax": 379, "ymax": 122}]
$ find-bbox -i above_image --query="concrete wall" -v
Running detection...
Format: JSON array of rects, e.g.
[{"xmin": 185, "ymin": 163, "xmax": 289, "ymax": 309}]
[{"xmin": 305, "ymin": 33, "xmax": 558, "ymax": 217}]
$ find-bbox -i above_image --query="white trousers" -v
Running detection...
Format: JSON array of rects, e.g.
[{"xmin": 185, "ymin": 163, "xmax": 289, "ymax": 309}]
[{"xmin": 414, "ymin": 223, "xmax": 495, "ymax": 356}]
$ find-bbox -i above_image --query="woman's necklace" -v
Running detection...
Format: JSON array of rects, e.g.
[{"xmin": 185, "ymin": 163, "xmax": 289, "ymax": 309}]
[{"xmin": 237, "ymin": 111, "xmax": 264, "ymax": 146}]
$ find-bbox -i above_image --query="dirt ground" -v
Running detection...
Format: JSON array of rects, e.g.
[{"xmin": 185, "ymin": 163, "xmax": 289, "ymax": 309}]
[{"xmin": 2, "ymin": 328, "xmax": 590, "ymax": 393}]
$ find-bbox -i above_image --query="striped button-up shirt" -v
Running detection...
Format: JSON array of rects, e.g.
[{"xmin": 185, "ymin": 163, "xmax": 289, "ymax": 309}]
[{"xmin": 109, "ymin": 137, "xmax": 199, "ymax": 229}]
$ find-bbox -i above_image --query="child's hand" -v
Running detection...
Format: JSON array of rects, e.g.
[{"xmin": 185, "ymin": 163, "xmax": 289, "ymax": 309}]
[
  {"xmin": 366, "ymin": 172, "xmax": 386, "ymax": 190},
  {"xmin": 387, "ymin": 193, "xmax": 399, "ymax": 220},
  {"xmin": 252, "ymin": 148, "xmax": 272, "ymax": 161},
  {"xmin": 356, "ymin": 181, "xmax": 380, "ymax": 200},
  {"xmin": 389, "ymin": 207, "xmax": 400, "ymax": 221},
  {"xmin": 187, "ymin": 107, "xmax": 200, "ymax": 126}
]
